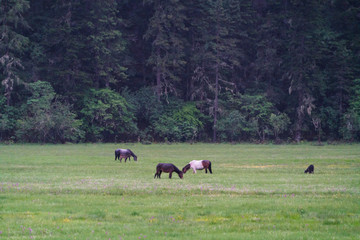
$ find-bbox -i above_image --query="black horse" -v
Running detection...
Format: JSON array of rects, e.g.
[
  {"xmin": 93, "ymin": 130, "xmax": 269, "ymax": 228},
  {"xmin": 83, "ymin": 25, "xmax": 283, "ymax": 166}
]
[
  {"xmin": 115, "ymin": 149, "xmax": 137, "ymax": 162},
  {"xmin": 154, "ymin": 163, "xmax": 183, "ymax": 179},
  {"xmin": 304, "ymin": 164, "xmax": 314, "ymax": 174}
]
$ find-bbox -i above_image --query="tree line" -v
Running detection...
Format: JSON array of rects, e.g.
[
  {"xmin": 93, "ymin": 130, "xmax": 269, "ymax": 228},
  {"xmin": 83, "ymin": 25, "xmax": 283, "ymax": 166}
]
[{"xmin": 1, "ymin": 0, "xmax": 359, "ymax": 143}]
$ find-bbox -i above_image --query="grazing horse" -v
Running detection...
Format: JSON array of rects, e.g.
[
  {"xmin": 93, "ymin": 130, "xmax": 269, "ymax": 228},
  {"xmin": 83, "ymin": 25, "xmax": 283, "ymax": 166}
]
[
  {"xmin": 154, "ymin": 163, "xmax": 183, "ymax": 179},
  {"xmin": 304, "ymin": 164, "xmax": 314, "ymax": 174},
  {"xmin": 182, "ymin": 160, "xmax": 212, "ymax": 174},
  {"xmin": 115, "ymin": 149, "xmax": 137, "ymax": 162}
]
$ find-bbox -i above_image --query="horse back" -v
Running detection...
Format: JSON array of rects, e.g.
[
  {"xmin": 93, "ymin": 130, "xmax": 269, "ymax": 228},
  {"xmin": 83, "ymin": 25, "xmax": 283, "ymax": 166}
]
[
  {"xmin": 202, "ymin": 160, "xmax": 211, "ymax": 168},
  {"xmin": 157, "ymin": 163, "xmax": 178, "ymax": 173}
]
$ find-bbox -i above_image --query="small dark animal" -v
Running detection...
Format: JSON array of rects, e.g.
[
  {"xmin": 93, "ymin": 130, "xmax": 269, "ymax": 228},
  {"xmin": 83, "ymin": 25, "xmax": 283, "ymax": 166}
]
[
  {"xmin": 182, "ymin": 160, "xmax": 212, "ymax": 174},
  {"xmin": 154, "ymin": 163, "xmax": 183, "ymax": 179},
  {"xmin": 115, "ymin": 149, "xmax": 137, "ymax": 162},
  {"xmin": 304, "ymin": 164, "xmax": 314, "ymax": 174}
]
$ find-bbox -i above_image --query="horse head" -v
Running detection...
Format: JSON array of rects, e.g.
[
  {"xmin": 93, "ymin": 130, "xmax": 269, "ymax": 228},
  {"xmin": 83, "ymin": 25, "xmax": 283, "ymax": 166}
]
[
  {"xmin": 182, "ymin": 164, "xmax": 190, "ymax": 174},
  {"xmin": 178, "ymin": 171, "xmax": 184, "ymax": 179}
]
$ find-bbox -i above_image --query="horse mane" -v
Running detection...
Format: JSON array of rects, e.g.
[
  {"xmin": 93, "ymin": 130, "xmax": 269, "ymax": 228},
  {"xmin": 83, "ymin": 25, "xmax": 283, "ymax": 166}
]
[
  {"xmin": 127, "ymin": 149, "xmax": 136, "ymax": 157},
  {"xmin": 172, "ymin": 164, "xmax": 182, "ymax": 174}
]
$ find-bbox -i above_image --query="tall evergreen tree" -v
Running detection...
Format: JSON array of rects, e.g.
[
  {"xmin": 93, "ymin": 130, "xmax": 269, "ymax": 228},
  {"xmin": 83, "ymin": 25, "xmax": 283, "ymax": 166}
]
[
  {"xmin": 0, "ymin": 0, "xmax": 30, "ymax": 105},
  {"xmin": 190, "ymin": 0, "xmax": 238, "ymax": 141},
  {"xmin": 282, "ymin": 0, "xmax": 323, "ymax": 142},
  {"xmin": 144, "ymin": 0, "xmax": 188, "ymax": 101},
  {"xmin": 86, "ymin": 0, "xmax": 128, "ymax": 89},
  {"xmin": 34, "ymin": 0, "xmax": 90, "ymax": 99}
]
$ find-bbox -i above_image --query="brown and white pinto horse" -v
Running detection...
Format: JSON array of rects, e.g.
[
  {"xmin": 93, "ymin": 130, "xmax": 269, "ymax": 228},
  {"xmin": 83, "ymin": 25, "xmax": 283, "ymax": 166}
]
[
  {"xmin": 182, "ymin": 160, "xmax": 212, "ymax": 174},
  {"xmin": 154, "ymin": 163, "xmax": 183, "ymax": 179},
  {"xmin": 115, "ymin": 149, "xmax": 137, "ymax": 162}
]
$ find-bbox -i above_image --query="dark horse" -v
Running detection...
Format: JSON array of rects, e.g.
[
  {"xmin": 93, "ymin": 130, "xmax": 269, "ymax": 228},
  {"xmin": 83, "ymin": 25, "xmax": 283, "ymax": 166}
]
[
  {"xmin": 304, "ymin": 164, "xmax": 314, "ymax": 174},
  {"xmin": 154, "ymin": 163, "xmax": 183, "ymax": 179},
  {"xmin": 182, "ymin": 160, "xmax": 212, "ymax": 174},
  {"xmin": 115, "ymin": 149, "xmax": 137, "ymax": 162}
]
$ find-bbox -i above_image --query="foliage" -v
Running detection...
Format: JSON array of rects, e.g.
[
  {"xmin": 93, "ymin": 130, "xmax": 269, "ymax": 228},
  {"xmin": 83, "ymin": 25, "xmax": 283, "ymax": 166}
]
[
  {"xmin": 349, "ymin": 79, "xmax": 360, "ymax": 115},
  {"xmin": 86, "ymin": 0, "xmax": 128, "ymax": 88},
  {"xmin": 122, "ymin": 87, "xmax": 163, "ymax": 141},
  {"xmin": 144, "ymin": 0, "xmax": 188, "ymax": 100},
  {"xmin": 0, "ymin": 94, "xmax": 18, "ymax": 141},
  {"xmin": 1, "ymin": 0, "xmax": 360, "ymax": 143},
  {"xmin": 80, "ymin": 88, "xmax": 137, "ymax": 142},
  {"xmin": 269, "ymin": 113, "xmax": 291, "ymax": 142},
  {"xmin": 153, "ymin": 100, "xmax": 206, "ymax": 142},
  {"xmin": 217, "ymin": 110, "xmax": 256, "ymax": 141},
  {"xmin": 340, "ymin": 110, "xmax": 360, "ymax": 141},
  {"xmin": 224, "ymin": 93, "xmax": 275, "ymax": 141},
  {"xmin": 0, "ymin": 0, "xmax": 30, "ymax": 105},
  {"xmin": 15, "ymin": 81, "xmax": 83, "ymax": 143},
  {"xmin": 340, "ymin": 79, "xmax": 360, "ymax": 141},
  {"xmin": 216, "ymin": 93, "xmax": 279, "ymax": 142}
]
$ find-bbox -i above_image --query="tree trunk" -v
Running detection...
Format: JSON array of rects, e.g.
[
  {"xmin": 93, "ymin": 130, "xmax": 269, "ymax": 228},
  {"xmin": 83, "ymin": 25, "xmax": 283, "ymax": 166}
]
[
  {"xmin": 295, "ymin": 90, "xmax": 304, "ymax": 143},
  {"xmin": 156, "ymin": 48, "xmax": 161, "ymax": 102},
  {"xmin": 213, "ymin": 62, "xmax": 219, "ymax": 142}
]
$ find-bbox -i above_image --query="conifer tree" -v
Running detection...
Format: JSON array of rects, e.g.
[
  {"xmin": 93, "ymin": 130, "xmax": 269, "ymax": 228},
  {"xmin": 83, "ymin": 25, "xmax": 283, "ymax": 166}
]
[
  {"xmin": 144, "ymin": 0, "xmax": 188, "ymax": 101},
  {"xmin": 86, "ymin": 0, "xmax": 128, "ymax": 89},
  {"xmin": 0, "ymin": 0, "xmax": 30, "ymax": 105},
  {"xmin": 190, "ymin": 0, "xmax": 238, "ymax": 141},
  {"xmin": 282, "ymin": 0, "xmax": 323, "ymax": 142}
]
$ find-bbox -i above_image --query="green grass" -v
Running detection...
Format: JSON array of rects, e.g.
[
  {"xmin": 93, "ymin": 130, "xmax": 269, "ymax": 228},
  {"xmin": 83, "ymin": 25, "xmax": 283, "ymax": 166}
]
[{"xmin": 0, "ymin": 143, "xmax": 359, "ymax": 239}]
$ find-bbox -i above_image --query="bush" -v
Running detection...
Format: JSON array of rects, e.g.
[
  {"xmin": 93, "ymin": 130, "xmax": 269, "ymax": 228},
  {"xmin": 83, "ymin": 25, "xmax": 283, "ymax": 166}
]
[
  {"xmin": 80, "ymin": 88, "xmax": 138, "ymax": 142},
  {"xmin": 0, "ymin": 95, "xmax": 18, "ymax": 141},
  {"xmin": 153, "ymin": 101, "xmax": 205, "ymax": 142},
  {"xmin": 269, "ymin": 113, "xmax": 290, "ymax": 142},
  {"xmin": 340, "ymin": 110, "xmax": 360, "ymax": 141},
  {"xmin": 216, "ymin": 110, "xmax": 258, "ymax": 141},
  {"xmin": 128, "ymin": 87, "xmax": 163, "ymax": 141},
  {"xmin": 15, "ymin": 81, "xmax": 84, "ymax": 143},
  {"xmin": 218, "ymin": 93, "xmax": 275, "ymax": 141}
]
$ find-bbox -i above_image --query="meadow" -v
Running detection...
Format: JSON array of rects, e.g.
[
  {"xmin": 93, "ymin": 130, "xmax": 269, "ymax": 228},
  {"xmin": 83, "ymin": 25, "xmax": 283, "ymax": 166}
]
[{"xmin": 0, "ymin": 143, "xmax": 359, "ymax": 240}]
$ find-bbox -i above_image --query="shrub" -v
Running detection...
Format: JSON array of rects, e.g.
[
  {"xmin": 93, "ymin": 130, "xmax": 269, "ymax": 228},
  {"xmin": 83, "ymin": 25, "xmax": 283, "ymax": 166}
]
[
  {"xmin": 80, "ymin": 88, "xmax": 137, "ymax": 142},
  {"xmin": 15, "ymin": 81, "xmax": 83, "ymax": 143}
]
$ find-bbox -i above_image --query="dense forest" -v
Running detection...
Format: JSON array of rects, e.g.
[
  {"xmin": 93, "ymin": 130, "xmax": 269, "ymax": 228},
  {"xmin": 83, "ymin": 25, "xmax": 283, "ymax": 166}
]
[{"xmin": 0, "ymin": 0, "xmax": 359, "ymax": 143}]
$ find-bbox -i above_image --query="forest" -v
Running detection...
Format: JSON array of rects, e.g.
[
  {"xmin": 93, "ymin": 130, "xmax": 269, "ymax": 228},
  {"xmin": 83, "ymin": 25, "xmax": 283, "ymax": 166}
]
[{"xmin": 0, "ymin": 0, "xmax": 359, "ymax": 143}]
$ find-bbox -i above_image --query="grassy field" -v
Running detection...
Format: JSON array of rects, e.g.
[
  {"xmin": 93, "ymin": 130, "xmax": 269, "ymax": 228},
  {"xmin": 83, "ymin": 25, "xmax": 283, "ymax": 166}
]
[{"xmin": 0, "ymin": 143, "xmax": 359, "ymax": 239}]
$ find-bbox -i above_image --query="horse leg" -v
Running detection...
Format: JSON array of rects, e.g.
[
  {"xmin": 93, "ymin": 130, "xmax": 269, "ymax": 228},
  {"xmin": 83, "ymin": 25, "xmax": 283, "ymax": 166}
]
[
  {"xmin": 192, "ymin": 167, "xmax": 196, "ymax": 174},
  {"xmin": 205, "ymin": 168, "xmax": 208, "ymax": 174},
  {"xmin": 169, "ymin": 171, "xmax": 173, "ymax": 179}
]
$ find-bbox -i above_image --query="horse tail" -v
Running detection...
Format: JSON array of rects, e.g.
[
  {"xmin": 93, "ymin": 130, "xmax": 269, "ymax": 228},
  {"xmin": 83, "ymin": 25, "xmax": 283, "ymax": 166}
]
[
  {"xmin": 115, "ymin": 150, "xmax": 118, "ymax": 160},
  {"xmin": 154, "ymin": 164, "xmax": 162, "ymax": 178},
  {"xmin": 209, "ymin": 161, "xmax": 213, "ymax": 174}
]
